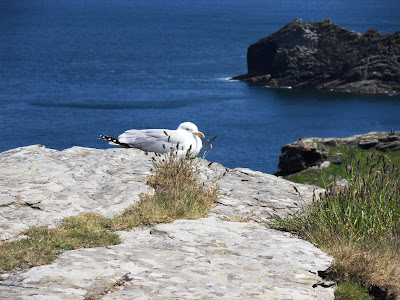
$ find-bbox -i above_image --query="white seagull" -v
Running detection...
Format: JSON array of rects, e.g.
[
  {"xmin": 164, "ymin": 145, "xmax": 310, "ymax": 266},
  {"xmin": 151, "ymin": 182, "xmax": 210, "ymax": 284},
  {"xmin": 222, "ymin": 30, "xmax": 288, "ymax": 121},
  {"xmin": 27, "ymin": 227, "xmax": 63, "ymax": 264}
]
[{"xmin": 100, "ymin": 122, "xmax": 205, "ymax": 157}]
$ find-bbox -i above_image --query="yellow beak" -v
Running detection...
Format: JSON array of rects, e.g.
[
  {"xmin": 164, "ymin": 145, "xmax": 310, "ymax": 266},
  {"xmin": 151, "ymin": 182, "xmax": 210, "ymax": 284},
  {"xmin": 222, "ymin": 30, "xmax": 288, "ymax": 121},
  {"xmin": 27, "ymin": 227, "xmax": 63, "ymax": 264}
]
[{"xmin": 194, "ymin": 131, "xmax": 205, "ymax": 138}]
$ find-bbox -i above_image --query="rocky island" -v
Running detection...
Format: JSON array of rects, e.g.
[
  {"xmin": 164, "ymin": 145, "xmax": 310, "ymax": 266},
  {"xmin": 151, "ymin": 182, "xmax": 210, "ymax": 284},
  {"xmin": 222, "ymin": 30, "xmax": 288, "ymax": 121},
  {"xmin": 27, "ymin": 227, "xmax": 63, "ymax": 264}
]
[{"xmin": 233, "ymin": 19, "xmax": 400, "ymax": 95}]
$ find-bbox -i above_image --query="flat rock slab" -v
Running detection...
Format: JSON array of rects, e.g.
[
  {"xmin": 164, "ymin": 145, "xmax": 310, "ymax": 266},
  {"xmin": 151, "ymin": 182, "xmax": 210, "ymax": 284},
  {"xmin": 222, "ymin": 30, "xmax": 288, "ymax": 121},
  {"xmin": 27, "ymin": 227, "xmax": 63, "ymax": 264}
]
[
  {"xmin": 0, "ymin": 218, "xmax": 333, "ymax": 300},
  {"xmin": 0, "ymin": 146, "xmax": 333, "ymax": 299},
  {"xmin": 0, "ymin": 145, "xmax": 153, "ymax": 241}
]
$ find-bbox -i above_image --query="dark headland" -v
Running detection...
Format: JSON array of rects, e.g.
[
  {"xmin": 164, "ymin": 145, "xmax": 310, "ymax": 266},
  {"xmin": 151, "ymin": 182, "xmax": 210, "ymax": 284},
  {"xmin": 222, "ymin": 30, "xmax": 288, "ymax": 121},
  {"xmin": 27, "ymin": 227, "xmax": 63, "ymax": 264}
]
[{"xmin": 232, "ymin": 19, "xmax": 400, "ymax": 95}]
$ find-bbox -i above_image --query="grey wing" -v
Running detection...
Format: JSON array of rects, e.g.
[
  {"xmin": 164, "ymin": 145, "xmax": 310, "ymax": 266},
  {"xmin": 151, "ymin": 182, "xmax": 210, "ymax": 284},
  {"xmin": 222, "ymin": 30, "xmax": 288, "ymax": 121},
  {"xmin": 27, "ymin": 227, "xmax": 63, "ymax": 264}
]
[{"xmin": 118, "ymin": 129, "xmax": 174, "ymax": 153}]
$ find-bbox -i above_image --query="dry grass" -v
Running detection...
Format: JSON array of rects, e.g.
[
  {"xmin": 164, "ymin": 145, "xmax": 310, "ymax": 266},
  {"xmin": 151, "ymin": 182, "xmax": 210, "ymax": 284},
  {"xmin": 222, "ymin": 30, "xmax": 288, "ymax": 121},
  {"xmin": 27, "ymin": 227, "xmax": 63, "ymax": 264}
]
[
  {"xmin": 111, "ymin": 151, "xmax": 218, "ymax": 230},
  {"xmin": 328, "ymin": 236, "xmax": 400, "ymax": 298},
  {"xmin": 0, "ymin": 213, "xmax": 120, "ymax": 273},
  {"xmin": 302, "ymin": 230, "xmax": 400, "ymax": 298},
  {"xmin": 272, "ymin": 154, "xmax": 400, "ymax": 299}
]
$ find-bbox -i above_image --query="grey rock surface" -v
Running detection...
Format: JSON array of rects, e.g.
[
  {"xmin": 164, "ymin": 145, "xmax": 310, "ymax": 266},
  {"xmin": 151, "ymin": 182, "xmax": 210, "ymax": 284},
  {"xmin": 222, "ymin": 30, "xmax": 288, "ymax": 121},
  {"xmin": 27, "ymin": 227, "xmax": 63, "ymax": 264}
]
[
  {"xmin": 212, "ymin": 167, "xmax": 324, "ymax": 222},
  {"xmin": 0, "ymin": 145, "xmax": 333, "ymax": 299},
  {"xmin": 0, "ymin": 145, "xmax": 153, "ymax": 241}
]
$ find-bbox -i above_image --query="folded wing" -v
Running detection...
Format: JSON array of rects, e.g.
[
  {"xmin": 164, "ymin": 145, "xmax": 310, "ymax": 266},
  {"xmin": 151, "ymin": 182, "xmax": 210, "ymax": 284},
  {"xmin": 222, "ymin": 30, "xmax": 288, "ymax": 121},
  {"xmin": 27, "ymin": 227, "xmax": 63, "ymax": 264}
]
[{"xmin": 118, "ymin": 129, "xmax": 194, "ymax": 154}]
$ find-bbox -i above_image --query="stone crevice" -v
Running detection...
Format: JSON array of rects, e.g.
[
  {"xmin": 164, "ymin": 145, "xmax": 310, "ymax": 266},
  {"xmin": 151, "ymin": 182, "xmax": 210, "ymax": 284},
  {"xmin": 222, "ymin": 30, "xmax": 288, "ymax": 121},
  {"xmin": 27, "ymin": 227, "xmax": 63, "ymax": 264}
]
[{"xmin": 84, "ymin": 272, "xmax": 134, "ymax": 299}]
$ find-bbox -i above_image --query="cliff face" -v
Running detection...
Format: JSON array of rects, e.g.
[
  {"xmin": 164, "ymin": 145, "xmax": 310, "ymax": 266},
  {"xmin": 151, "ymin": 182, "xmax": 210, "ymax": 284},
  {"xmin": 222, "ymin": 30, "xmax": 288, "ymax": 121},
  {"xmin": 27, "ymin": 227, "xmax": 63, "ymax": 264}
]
[{"xmin": 233, "ymin": 19, "xmax": 400, "ymax": 95}]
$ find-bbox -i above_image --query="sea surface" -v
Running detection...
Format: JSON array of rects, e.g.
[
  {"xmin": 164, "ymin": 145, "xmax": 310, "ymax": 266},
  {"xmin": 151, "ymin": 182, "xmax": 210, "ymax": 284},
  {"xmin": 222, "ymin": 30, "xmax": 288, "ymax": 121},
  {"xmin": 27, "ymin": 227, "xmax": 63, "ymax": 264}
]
[{"xmin": 1, "ymin": 0, "xmax": 399, "ymax": 173}]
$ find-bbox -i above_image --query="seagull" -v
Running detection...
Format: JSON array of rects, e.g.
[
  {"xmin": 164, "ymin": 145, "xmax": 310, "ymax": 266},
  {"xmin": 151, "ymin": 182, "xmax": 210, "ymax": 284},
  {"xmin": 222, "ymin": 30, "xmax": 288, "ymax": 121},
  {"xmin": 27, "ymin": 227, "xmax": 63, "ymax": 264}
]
[{"xmin": 100, "ymin": 122, "xmax": 205, "ymax": 157}]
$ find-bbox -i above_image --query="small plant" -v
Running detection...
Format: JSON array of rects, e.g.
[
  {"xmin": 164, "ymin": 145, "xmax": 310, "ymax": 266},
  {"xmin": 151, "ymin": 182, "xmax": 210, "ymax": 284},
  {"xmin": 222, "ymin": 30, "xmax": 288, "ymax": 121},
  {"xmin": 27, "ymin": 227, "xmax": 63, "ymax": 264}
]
[
  {"xmin": 272, "ymin": 154, "xmax": 400, "ymax": 298},
  {"xmin": 112, "ymin": 146, "xmax": 219, "ymax": 230}
]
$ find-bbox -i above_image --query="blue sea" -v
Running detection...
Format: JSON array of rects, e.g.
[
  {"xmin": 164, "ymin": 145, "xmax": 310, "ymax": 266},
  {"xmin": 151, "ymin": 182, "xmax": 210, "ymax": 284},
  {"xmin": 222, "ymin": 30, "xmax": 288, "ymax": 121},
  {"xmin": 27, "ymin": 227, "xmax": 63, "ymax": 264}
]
[{"xmin": 1, "ymin": 0, "xmax": 399, "ymax": 174}]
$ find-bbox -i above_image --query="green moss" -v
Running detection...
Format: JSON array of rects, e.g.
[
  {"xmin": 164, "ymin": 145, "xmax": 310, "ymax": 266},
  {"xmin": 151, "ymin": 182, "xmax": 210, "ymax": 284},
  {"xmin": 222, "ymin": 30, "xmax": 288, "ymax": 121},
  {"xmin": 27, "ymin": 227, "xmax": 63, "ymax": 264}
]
[{"xmin": 335, "ymin": 281, "xmax": 372, "ymax": 300}]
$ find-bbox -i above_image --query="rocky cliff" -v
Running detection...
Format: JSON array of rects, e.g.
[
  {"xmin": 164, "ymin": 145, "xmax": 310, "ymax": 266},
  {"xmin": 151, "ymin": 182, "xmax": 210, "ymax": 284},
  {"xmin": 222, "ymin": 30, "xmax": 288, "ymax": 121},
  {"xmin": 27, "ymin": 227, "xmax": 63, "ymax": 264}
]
[
  {"xmin": 233, "ymin": 19, "xmax": 400, "ymax": 95},
  {"xmin": 0, "ymin": 145, "xmax": 333, "ymax": 299},
  {"xmin": 275, "ymin": 131, "xmax": 400, "ymax": 176}
]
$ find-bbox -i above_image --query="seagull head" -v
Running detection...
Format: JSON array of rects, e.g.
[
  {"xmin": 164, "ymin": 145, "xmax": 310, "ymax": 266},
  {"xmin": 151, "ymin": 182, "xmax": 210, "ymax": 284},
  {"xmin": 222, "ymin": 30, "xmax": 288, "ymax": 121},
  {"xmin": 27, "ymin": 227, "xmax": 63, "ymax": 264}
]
[{"xmin": 177, "ymin": 122, "xmax": 205, "ymax": 138}]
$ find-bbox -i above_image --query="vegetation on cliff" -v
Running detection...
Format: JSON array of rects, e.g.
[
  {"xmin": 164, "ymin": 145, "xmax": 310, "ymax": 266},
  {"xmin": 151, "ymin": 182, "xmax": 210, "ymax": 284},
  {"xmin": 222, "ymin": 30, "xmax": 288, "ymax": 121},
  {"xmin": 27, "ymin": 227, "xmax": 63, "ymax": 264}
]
[
  {"xmin": 279, "ymin": 131, "xmax": 400, "ymax": 188},
  {"xmin": 273, "ymin": 154, "xmax": 400, "ymax": 299},
  {"xmin": 285, "ymin": 146, "xmax": 400, "ymax": 188}
]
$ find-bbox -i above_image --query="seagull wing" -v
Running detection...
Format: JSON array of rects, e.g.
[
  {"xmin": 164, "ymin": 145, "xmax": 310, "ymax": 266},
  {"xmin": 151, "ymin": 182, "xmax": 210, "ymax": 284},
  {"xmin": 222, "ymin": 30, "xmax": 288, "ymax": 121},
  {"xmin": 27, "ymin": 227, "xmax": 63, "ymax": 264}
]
[
  {"xmin": 118, "ymin": 129, "xmax": 171, "ymax": 153},
  {"xmin": 118, "ymin": 128, "xmax": 197, "ymax": 154}
]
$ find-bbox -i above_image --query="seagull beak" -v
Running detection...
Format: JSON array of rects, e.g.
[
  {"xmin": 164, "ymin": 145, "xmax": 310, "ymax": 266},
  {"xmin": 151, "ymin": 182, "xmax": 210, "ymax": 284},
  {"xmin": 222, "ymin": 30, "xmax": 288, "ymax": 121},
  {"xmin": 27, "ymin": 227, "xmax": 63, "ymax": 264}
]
[{"xmin": 194, "ymin": 131, "xmax": 205, "ymax": 138}]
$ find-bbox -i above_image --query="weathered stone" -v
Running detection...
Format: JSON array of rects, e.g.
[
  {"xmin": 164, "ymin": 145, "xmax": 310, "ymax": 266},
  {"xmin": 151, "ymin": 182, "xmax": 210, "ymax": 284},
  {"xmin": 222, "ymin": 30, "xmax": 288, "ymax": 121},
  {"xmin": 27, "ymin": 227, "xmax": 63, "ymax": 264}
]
[
  {"xmin": 233, "ymin": 19, "xmax": 400, "ymax": 95},
  {"xmin": 378, "ymin": 135, "xmax": 399, "ymax": 143},
  {"xmin": 319, "ymin": 161, "xmax": 331, "ymax": 169},
  {"xmin": 340, "ymin": 136, "xmax": 361, "ymax": 146},
  {"xmin": 375, "ymin": 140, "xmax": 400, "ymax": 152},
  {"xmin": 212, "ymin": 167, "xmax": 324, "ymax": 222},
  {"xmin": 358, "ymin": 139, "xmax": 378, "ymax": 149},
  {"xmin": 0, "ymin": 145, "xmax": 153, "ymax": 241},
  {"xmin": 0, "ymin": 145, "xmax": 332, "ymax": 299},
  {"xmin": 0, "ymin": 218, "xmax": 334, "ymax": 300}
]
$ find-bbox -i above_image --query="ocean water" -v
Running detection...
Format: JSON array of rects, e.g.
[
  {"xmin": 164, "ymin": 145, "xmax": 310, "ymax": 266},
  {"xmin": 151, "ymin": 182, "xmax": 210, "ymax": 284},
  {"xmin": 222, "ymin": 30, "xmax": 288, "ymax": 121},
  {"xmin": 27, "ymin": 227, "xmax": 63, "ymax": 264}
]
[{"xmin": 1, "ymin": 0, "xmax": 399, "ymax": 173}]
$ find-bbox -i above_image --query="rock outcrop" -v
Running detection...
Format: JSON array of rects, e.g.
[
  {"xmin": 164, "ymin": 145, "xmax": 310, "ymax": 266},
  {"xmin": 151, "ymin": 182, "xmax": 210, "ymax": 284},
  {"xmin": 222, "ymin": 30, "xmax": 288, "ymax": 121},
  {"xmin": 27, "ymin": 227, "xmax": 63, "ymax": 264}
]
[
  {"xmin": 0, "ymin": 145, "xmax": 333, "ymax": 299},
  {"xmin": 233, "ymin": 19, "xmax": 400, "ymax": 95},
  {"xmin": 275, "ymin": 143, "xmax": 328, "ymax": 176},
  {"xmin": 275, "ymin": 131, "xmax": 400, "ymax": 176}
]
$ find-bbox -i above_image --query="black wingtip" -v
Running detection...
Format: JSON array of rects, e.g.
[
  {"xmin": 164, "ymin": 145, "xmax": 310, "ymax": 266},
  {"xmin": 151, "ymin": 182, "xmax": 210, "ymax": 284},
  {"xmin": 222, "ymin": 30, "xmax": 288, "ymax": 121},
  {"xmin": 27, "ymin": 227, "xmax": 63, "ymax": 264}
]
[
  {"xmin": 99, "ymin": 134, "xmax": 117, "ymax": 142},
  {"xmin": 100, "ymin": 135, "xmax": 132, "ymax": 148}
]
